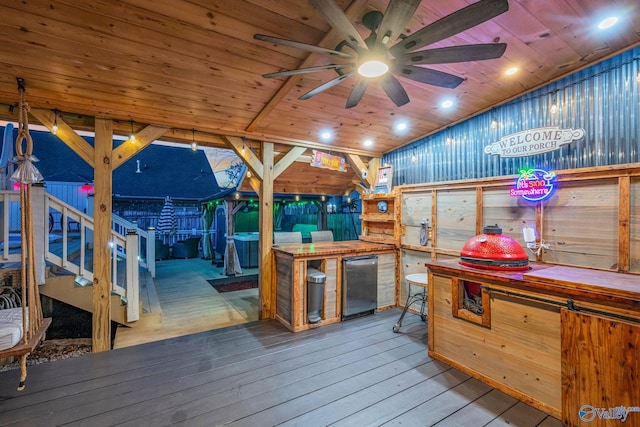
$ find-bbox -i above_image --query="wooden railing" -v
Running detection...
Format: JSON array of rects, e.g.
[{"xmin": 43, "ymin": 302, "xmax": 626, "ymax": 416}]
[{"xmin": 0, "ymin": 188, "xmax": 146, "ymax": 322}]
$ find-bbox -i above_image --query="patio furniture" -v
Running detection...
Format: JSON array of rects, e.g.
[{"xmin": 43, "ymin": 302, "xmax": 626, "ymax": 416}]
[
  {"xmin": 310, "ymin": 230, "xmax": 334, "ymax": 242},
  {"xmin": 393, "ymin": 273, "xmax": 428, "ymax": 333},
  {"xmin": 309, "ymin": 230, "xmax": 333, "ymax": 269},
  {"xmin": 172, "ymin": 236, "xmax": 201, "ymax": 259},
  {"xmin": 273, "ymin": 231, "xmax": 302, "ymax": 245},
  {"xmin": 292, "ymin": 224, "xmax": 317, "ymax": 242},
  {"xmin": 155, "ymin": 239, "xmax": 170, "ymax": 260}
]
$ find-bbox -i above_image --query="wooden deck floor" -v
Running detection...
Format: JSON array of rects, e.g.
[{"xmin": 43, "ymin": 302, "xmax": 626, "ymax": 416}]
[
  {"xmin": 0, "ymin": 310, "xmax": 562, "ymax": 426},
  {"xmin": 113, "ymin": 258, "xmax": 259, "ymax": 348}
]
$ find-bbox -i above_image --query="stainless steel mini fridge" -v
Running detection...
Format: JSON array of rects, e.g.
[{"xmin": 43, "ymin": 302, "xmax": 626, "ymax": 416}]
[{"xmin": 342, "ymin": 255, "xmax": 378, "ymax": 320}]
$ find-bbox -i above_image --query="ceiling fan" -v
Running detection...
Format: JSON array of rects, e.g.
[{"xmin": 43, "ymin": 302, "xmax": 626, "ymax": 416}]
[{"xmin": 255, "ymin": 0, "xmax": 509, "ymax": 108}]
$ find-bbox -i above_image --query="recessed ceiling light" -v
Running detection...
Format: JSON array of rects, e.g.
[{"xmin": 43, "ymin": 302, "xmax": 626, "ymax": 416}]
[
  {"xmin": 441, "ymin": 100, "xmax": 454, "ymax": 109},
  {"xmin": 598, "ymin": 16, "xmax": 618, "ymax": 30},
  {"xmin": 505, "ymin": 67, "xmax": 519, "ymax": 76},
  {"xmin": 363, "ymin": 139, "xmax": 373, "ymax": 147},
  {"xmin": 320, "ymin": 131, "xmax": 332, "ymax": 141},
  {"xmin": 395, "ymin": 121, "xmax": 407, "ymax": 131}
]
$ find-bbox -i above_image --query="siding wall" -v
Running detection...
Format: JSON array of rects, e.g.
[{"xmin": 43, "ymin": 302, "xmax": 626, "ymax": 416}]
[{"xmin": 384, "ymin": 47, "xmax": 640, "ymax": 184}]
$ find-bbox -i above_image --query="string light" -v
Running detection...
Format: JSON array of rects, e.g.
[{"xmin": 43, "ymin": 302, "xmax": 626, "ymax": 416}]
[
  {"xmin": 550, "ymin": 91, "xmax": 558, "ymax": 114},
  {"xmin": 129, "ymin": 120, "xmax": 136, "ymax": 143},
  {"xmin": 191, "ymin": 128, "xmax": 198, "ymax": 151},
  {"xmin": 51, "ymin": 109, "xmax": 58, "ymax": 135}
]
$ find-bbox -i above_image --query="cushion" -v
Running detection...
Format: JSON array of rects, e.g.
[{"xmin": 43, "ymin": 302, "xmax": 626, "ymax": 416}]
[{"xmin": 0, "ymin": 307, "xmax": 27, "ymax": 351}]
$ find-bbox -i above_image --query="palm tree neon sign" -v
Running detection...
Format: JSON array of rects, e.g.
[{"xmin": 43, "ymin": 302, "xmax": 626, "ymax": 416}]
[{"xmin": 510, "ymin": 168, "xmax": 556, "ymax": 202}]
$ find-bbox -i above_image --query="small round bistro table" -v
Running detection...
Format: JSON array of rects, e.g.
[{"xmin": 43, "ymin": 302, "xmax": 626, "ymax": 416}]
[{"xmin": 393, "ymin": 273, "xmax": 428, "ymax": 333}]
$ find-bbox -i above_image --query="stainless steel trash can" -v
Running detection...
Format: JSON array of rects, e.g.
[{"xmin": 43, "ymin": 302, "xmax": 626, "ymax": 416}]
[{"xmin": 307, "ymin": 268, "xmax": 326, "ymax": 324}]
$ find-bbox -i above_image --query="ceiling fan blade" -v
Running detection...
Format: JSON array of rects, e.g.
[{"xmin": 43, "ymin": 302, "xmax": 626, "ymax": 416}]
[
  {"xmin": 308, "ymin": 0, "xmax": 367, "ymax": 50},
  {"xmin": 399, "ymin": 43, "xmax": 507, "ymax": 65},
  {"xmin": 389, "ymin": 0, "xmax": 509, "ymax": 57},
  {"xmin": 346, "ymin": 79, "xmax": 369, "ymax": 109},
  {"xmin": 299, "ymin": 71, "xmax": 355, "ymax": 100},
  {"xmin": 254, "ymin": 34, "xmax": 354, "ymax": 59},
  {"xmin": 380, "ymin": 75, "xmax": 410, "ymax": 107},
  {"xmin": 376, "ymin": 0, "xmax": 421, "ymax": 47},
  {"xmin": 395, "ymin": 65, "xmax": 465, "ymax": 89},
  {"xmin": 263, "ymin": 64, "xmax": 353, "ymax": 78}
]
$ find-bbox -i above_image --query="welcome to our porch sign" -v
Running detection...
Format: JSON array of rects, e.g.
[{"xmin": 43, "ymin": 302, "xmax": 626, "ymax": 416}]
[{"xmin": 484, "ymin": 126, "xmax": 584, "ymax": 158}]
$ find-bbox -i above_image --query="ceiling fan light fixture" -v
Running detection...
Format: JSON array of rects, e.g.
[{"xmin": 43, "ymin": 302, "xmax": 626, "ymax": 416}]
[
  {"xmin": 358, "ymin": 51, "xmax": 389, "ymax": 78},
  {"xmin": 358, "ymin": 60, "xmax": 389, "ymax": 78}
]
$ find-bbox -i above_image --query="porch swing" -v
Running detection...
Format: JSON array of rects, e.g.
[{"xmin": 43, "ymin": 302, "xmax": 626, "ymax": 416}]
[{"xmin": 0, "ymin": 79, "xmax": 51, "ymax": 390}]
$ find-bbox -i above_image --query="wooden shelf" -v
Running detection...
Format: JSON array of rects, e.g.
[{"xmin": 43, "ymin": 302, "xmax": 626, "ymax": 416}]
[
  {"xmin": 360, "ymin": 193, "xmax": 399, "ymax": 245},
  {"xmin": 360, "ymin": 213, "xmax": 395, "ymax": 222}
]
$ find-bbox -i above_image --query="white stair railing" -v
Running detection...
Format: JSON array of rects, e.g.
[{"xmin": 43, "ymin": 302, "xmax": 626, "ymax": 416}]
[
  {"xmin": 112, "ymin": 214, "xmax": 155, "ymax": 278},
  {"xmin": 44, "ymin": 193, "xmax": 140, "ymax": 322},
  {"xmin": 0, "ymin": 189, "xmax": 141, "ymax": 322}
]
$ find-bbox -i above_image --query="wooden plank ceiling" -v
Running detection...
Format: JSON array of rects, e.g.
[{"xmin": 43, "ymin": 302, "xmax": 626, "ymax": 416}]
[{"xmin": 0, "ymin": 0, "xmax": 638, "ymax": 193}]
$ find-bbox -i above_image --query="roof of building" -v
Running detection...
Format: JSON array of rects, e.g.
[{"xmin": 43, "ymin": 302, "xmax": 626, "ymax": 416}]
[{"xmin": 1, "ymin": 126, "xmax": 226, "ymax": 201}]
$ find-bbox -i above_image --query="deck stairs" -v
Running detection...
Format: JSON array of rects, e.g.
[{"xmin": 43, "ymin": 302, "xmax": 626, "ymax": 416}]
[{"xmin": 0, "ymin": 188, "xmax": 161, "ymax": 327}]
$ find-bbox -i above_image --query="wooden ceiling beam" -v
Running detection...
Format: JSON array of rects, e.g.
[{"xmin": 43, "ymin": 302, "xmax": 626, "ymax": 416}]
[
  {"xmin": 245, "ymin": 0, "xmax": 370, "ymax": 133},
  {"xmin": 112, "ymin": 125, "xmax": 168, "ymax": 169},
  {"xmin": 274, "ymin": 146, "xmax": 306, "ymax": 180},
  {"xmin": 224, "ymin": 135, "xmax": 264, "ymax": 180},
  {"xmin": 29, "ymin": 108, "xmax": 95, "ymax": 168},
  {"xmin": 346, "ymin": 153, "xmax": 375, "ymax": 189}
]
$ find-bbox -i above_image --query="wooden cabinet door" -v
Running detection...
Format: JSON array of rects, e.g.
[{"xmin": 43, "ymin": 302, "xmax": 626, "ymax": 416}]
[{"xmin": 561, "ymin": 309, "xmax": 640, "ymax": 426}]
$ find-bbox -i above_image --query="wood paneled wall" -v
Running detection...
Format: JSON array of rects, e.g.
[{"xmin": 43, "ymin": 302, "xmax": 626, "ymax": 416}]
[{"xmin": 398, "ymin": 163, "xmax": 640, "ymax": 275}]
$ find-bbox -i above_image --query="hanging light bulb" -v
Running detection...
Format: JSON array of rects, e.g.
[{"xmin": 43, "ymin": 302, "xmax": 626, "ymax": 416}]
[
  {"xmin": 550, "ymin": 91, "xmax": 558, "ymax": 114},
  {"xmin": 241, "ymin": 140, "xmax": 246, "ymax": 154},
  {"xmin": 246, "ymin": 170, "xmax": 252, "ymax": 178},
  {"xmin": 51, "ymin": 109, "xmax": 58, "ymax": 135},
  {"xmin": 411, "ymin": 150, "xmax": 417, "ymax": 162},
  {"xmin": 490, "ymin": 118, "xmax": 498, "ymax": 129},
  {"xmin": 191, "ymin": 128, "xmax": 198, "ymax": 151},
  {"xmin": 129, "ymin": 120, "xmax": 136, "ymax": 143}
]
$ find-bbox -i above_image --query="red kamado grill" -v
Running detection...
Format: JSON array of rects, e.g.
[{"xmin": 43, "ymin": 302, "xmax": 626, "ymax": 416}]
[{"xmin": 459, "ymin": 224, "xmax": 529, "ymax": 271}]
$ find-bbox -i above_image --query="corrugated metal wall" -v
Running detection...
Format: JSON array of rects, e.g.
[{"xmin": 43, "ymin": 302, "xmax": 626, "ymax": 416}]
[{"xmin": 384, "ymin": 47, "xmax": 640, "ymax": 186}]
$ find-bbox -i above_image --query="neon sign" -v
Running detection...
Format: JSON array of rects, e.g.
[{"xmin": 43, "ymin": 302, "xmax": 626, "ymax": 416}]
[{"xmin": 510, "ymin": 168, "xmax": 556, "ymax": 202}]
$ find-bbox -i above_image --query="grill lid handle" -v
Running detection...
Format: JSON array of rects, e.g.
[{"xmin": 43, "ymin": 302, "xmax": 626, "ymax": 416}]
[{"xmin": 482, "ymin": 224, "xmax": 502, "ymax": 235}]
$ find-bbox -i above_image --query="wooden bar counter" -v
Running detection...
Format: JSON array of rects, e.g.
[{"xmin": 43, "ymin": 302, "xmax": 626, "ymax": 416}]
[
  {"xmin": 426, "ymin": 259, "xmax": 640, "ymax": 426},
  {"xmin": 272, "ymin": 240, "xmax": 396, "ymax": 332}
]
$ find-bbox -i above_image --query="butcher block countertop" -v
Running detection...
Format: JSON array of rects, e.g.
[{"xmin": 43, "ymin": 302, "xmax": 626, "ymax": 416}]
[
  {"xmin": 272, "ymin": 240, "xmax": 395, "ymax": 258},
  {"xmin": 426, "ymin": 259, "xmax": 640, "ymax": 307}
]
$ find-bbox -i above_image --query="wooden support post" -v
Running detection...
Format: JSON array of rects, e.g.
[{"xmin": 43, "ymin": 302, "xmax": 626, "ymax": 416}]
[
  {"xmin": 126, "ymin": 229, "xmax": 140, "ymax": 322},
  {"xmin": 92, "ymin": 118, "xmax": 113, "ymax": 352},
  {"xmin": 618, "ymin": 176, "xmax": 630, "ymax": 272},
  {"xmin": 259, "ymin": 142, "xmax": 275, "ymax": 319}
]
